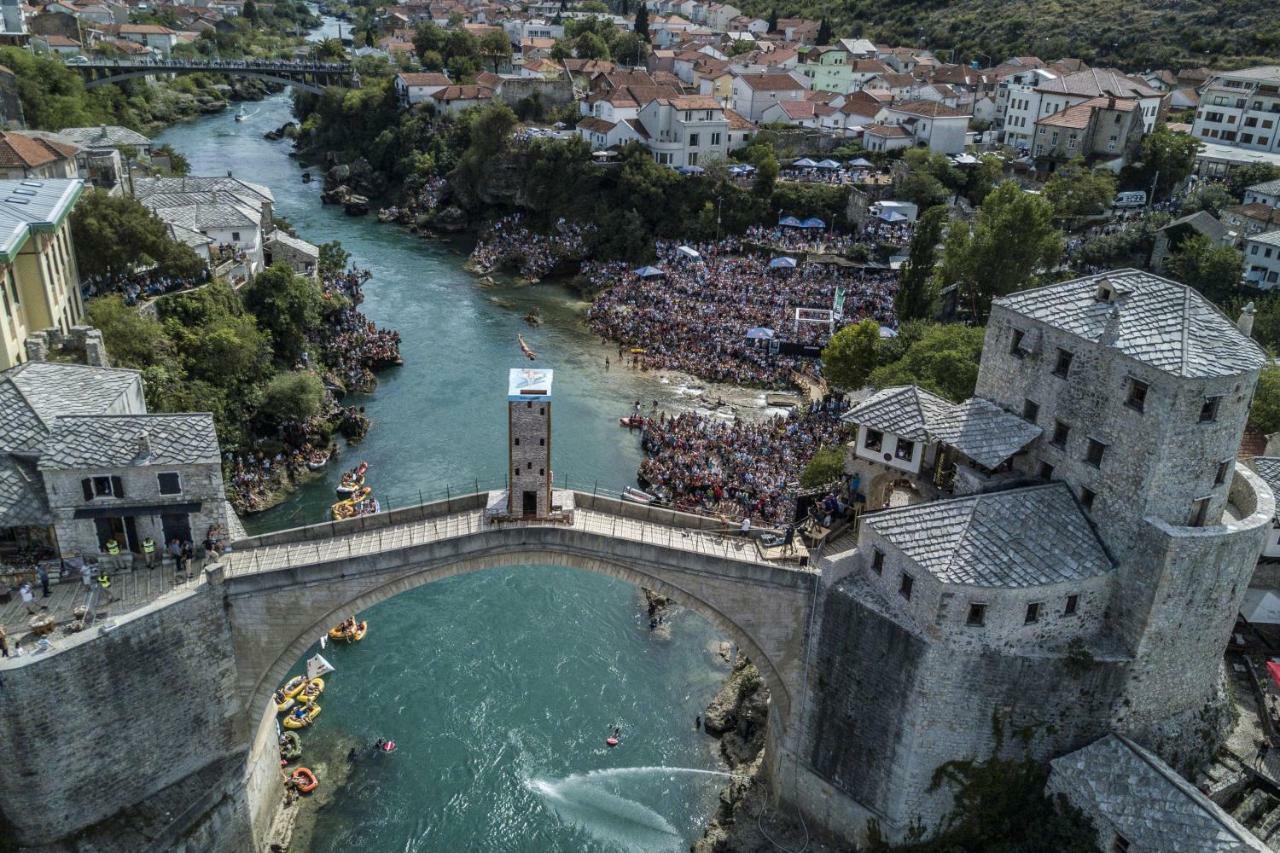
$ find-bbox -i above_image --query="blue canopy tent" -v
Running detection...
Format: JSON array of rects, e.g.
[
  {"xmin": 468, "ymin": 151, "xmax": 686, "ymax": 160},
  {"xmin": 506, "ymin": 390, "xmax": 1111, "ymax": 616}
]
[
  {"xmin": 815, "ymin": 159, "xmax": 841, "ymax": 169},
  {"xmin": 801, "ymin": 217, "xmax": 826, "ymax": 229},
  {"xmin": 745, "ymin": 326, "xmax": 775, "ymax": 340},
  {"xmin": 728, "ymin": 163, "xmax": 756, "ymax": 175},
  {"xmin": 848, "ymin": 158, "xmax": 874, "ymax": 168},
  {"xmin": 792, "ymin": 158, "xmax": 818, "ymax": 168},
  {"xmin": 778, "ymin": 215, "xmax": 804, "ymax": 228},
  {"xmin": 633, "ymin": 266, "xmax": 666, "ymax": 278},
  {"xmin": 769, "ymin": 256, "xmax": 798, "ymax": 269},
  {"xmin": 878, "ymin": 210, "xmax": 908, "ymax": 223}
]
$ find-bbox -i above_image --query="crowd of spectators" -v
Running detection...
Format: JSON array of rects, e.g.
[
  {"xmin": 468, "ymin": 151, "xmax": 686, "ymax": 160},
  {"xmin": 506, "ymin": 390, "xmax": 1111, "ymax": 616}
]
[
  {"xmin": 637, "ymin": 398, "xmax": 851, "ymax": 525},
  {"xmin": 745, "ymin": 224, "xmax": 859, "ymax": 255},
  {"xmin": 315, "ymin": 267, "xmax": 403, "ymax": 393},
  {"xmin": 470, "ymin": 214, "xmax": 596, "ymax": 279},
  {"xmin": 81, "ymin": 268, "xmax": 211, "ymax": 305},
  {"xmin": 585, "ymin": 238, "xmax": 897, "ymax": 388}
]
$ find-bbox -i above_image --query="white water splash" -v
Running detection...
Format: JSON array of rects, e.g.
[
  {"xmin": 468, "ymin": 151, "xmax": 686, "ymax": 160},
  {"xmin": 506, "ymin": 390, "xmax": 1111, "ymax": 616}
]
[{"xmin": 526, "ymin": 766, "xmax": 733, "ymax": 852}]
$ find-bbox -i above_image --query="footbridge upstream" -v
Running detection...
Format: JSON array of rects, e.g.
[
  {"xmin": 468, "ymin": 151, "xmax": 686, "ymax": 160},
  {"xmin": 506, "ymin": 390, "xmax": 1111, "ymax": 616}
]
[{"xmin": 74, "ymin": 59, "xmax": 356, "ymax": 95}]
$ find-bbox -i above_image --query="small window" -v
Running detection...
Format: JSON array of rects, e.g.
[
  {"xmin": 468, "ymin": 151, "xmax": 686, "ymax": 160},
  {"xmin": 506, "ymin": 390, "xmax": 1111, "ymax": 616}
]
[
  {"xmin": 157, "ymin": 472, "xmax": 181, "ymax": 495},
  {"xmin": 1189, "ymin": 496, "xmax": 1211, "ymax": 527},
  {"xmin": 1039, "ymin": 461, "xmax": 1054, "ymax": 481},
  {"xmin": 1023, "ymin": 399, "xmax": 1039, "ymax": 422},
  {"xmin": 1085, "ymin": 439, "xmax": 1106, "ymax": 468},
  {"xmin": 1080, "ymin": 487, "xmax": 1096, "ymax": 511},
  {"xmin": 526, "ymin": 462, "xmax": 532, "ymax": 470},
  {"xmin": 1126, "ymin": 378, "xmax": 1148, "ymax": 413},
  {"xmin": 966, "ymin": 603, "xmax": 986, "ymax": 626},
  {"xmin": 1215, "ymin": 460, "xmax": 1231, "ymax": 486},
  {"xmin": 526, "ymin": 401, "xmax": 532, "ymax": 408},
  {"xmin": 93, "ymin": 476, "xmax": 113, "ymax": 496},
  {"xmin": 1053, "ymin": 348, "xmax": 1073, "ymax": 378},
  {"xmin": 1064, "ymin": 594, "xmax": 1079, "ymax": 616},
  {"xmin": 539, "ymin": 438, "xmax": 545, "ymax": 446},
  {"xmin": 514, "ymin": 437, "xmax": 520, "ymax": 445},
  {"xmin": 1009, "ymin": 329, "xmax": 1027, "ymax": 358},
  {"xmin": 898, "ymin": 572, "xmax": 914, "ymax": 600},
  {"xmin": 894, "ymin": 439, "xmax": 916, "ymax": 461},
  {"xmin": 871, "ymin": 547, "xmax": 884, "ymax": 574},
  {"xmin": 231, "ymin": 231, "xmax": 241, "ymax": 241},
  {"xmin": 1025, "ymin": 602, "xmax": 1041, "ymax": 624},
  {"xmin": 864, "ymin": 429, "xmax": 883, "ymax": 452},
  {"xmin": 1051, "ymin": 420, "xmax": 1069, "ymax": 448},
  {"xmin": 1200, "ymin": 396, "xmax": 1221, "ymax": 423},
  {"xmin": 539, "ymin": 468, "xmax": 544, "ymax": 476},
  {"xmin": 1113, "ymin": 835, "xmax": 1131, "ymax": 853}
]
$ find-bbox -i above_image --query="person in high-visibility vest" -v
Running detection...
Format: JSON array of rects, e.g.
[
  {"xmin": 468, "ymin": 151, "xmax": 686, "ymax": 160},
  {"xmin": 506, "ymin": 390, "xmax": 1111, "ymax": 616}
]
[
  {"xmin": 142, "ymin": 536, "xmax": 157, "ymax": 569},
  {"xmin": 97, "ymin": 570, "xmax": 110, "ymax": 590},
  {"xmin": 105, "ymin": 538, "xmax": 120, "ymax": 556}
]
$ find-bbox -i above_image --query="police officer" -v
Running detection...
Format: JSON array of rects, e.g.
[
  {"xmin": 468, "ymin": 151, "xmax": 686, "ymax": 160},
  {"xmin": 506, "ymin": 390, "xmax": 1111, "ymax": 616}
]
[
  {"xmin": 97, "ymin": 569, "xmax": 110, "ymax": 590},
  {"xmin": 105, "ymin": 537, "xmax": 120, "ymax": 556},
  {"xmin": 142, "ymin": 536, "xmax": 157, "ymax": 569}
]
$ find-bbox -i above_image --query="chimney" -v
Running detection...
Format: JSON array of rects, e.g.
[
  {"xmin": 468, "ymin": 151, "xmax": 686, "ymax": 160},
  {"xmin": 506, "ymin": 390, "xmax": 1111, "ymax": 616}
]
[
  {"xmin": 1239, "ymin": 301, "xmax": 1257, "ymax": 338},
  {"xmin": 136, "ymin": 430, "xmax": 151, "ymax": 460},
  {"xmin": 1100, "ymin": 304, "xmax": 1122, "ymax": 347}
]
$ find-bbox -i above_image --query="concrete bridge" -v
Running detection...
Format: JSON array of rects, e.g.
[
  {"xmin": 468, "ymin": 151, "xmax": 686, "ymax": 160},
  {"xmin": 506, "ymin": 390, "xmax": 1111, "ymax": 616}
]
[{"xmin": 74, "ymin": 59, "xmax": 356, "ymax": 95}]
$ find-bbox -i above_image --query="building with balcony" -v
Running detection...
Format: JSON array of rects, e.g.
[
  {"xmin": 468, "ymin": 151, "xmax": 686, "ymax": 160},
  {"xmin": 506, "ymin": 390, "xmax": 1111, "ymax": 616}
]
[
  {"xmin": 0, "ymin": 179, "xmax": 85, "ymax": 370},
  {"xmin": 1191, "ymin": 66, "xmax": 1280, "ymax": 156},
  {"xmin": 635, "ymin": 95, "xmax": 729, "ymax": 167}
]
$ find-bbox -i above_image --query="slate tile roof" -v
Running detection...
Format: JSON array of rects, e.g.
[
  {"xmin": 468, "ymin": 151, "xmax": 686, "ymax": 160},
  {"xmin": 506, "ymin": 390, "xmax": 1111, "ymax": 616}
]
[
  {"xmin": 2, "ymin": 362, "xmax": 140, "ymax": 444},
  {"xmin": 0, "ymin": 380, "xmax": 48, "ymax": 454},
  {"xmin": 994, "ymin": 269, "xmax": 1267, "ymax": 379},
  {"xmin": 862, "ymin": 482, "xmax": 1113, "ymax": 588},
  {"xmin": 0, "ymin": 454, "xmax": 51, "ymax": 527},
  {"xmin": 1248, "ymin": 178, "xmax": 1280, "ymax": 196},
  {"xmin": 1247, "ymin": 457, "xmax": 1280, "ymax": 516},
  {"xmin": 844, "ymin": 387, "xmax": 1041, "ymax": 468},
  {"xmin": 1050, "ymin": 734, "xmax": 1270, "ymax": 852},
  {"xmin": 38, "ymin": 414, "xmax": 220, "ymax": 470}
]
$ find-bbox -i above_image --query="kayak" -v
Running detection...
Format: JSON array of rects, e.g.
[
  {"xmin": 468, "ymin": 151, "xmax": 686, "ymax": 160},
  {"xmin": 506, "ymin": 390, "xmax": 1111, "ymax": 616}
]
[
  {"xmin": 296, "ymin": 677, "xmax": 325, "ymax": 705},
  {"xmin": 283, "ymin": 704, "xmax": 321, "ymax": 729},
  {"xmin": 328, "ymin": 620, "xmax": 368, "ymax": 642},
  {"xmin": 280, "ymin": 731, "xmax": 302, "ymax": 761},
  {"xmin": 606, "ymin": 736, "xmax": 619, "ymax": 747}
]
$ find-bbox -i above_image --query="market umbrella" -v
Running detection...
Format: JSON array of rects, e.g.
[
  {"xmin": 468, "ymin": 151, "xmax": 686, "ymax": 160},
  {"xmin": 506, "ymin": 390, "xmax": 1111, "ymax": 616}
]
[
  {"xmin": 745, "ymin": 326, "xmax": 775, "ymax": 340},
  {"xmin": 792, "ymin": 157, "xmax": 818, "ymax": 168},
  {"xmin": 848, "ymin": 158, "xmax": 873, "ymax": 168},
  {"xmin": 769, "ymin": 256, "xmax": 798, "ymax": 269},
  {"xmin": 816, "ymin": 159, "xmax": 841, "ymax": 169},
  {"xmin": 801, "ymin": 217, "xmax": 826, "ymax": 229},
  {"xmin": 878, "ymin": 210, "xmax": 908, "ymax": 222},
  {"xmin": 633, "ymin": 266, "xmax": 665, "ymax": 278},
  {"xmin": 778, "ymin": 215, "xmax": 804, "ymax": 228}
]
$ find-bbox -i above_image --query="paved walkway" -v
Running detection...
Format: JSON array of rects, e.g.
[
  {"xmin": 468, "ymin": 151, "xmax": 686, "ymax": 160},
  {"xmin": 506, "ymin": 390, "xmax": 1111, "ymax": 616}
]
[
  {"xmin": 1, "ymin": 561, "xmax": 202, "ymax": 650},
  {"xmin": 223, "ymin": 508, "xmax": 782, "ymax": 577}
]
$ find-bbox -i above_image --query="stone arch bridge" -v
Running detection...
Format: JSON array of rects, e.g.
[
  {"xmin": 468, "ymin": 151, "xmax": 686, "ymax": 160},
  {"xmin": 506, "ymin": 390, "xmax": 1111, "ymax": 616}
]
[
  {"xmin": 221, "ymin": 491, "xmax": 819, "ymax": 730},
  {"xmin": 74, "ymin": 59, "xmax": 356, "ymax": 95}
]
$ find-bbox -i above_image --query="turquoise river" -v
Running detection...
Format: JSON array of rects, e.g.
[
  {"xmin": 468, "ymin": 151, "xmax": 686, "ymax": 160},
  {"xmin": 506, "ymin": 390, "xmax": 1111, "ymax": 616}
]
[{"xmin": 155, "ymin": 92, "xmax": 738, "ymax": 852}]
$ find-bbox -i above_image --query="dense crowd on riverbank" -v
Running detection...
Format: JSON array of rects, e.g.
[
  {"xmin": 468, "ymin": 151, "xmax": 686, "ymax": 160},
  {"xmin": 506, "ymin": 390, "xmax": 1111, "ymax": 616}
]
[
  {"xmin": 316, "ymin": 267, "xmax": 402, "ymax": 393},
  {"xmin": 743, "ymin": 224, "xmax": 860, "ymax": 255},
  {"xmin": 585, "ymin": 239, "xmax": 897, "ymax": 388},
  {"xmin": 470, "ymin": 214, "xmax": 596, "ymax": 278},
  {"xmin": 638, "ymin": 398, "xmax": 851, "ymax": 525},
  {"xmin": 81, "ymin": 269, "xmax": 211, "ymax": 305}
]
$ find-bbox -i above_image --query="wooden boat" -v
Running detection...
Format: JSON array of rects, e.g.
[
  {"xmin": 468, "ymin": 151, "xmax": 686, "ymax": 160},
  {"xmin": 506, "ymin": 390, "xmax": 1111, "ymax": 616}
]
[
  {"xmin": 622, "ymin": 486, "xmax": 656, "ymax": 504},
  {"xmin": 283, "ymin": 704, "xmax": 321, "ymax": 729},
  {"xmin": 328, "ymin": 620, "xmax": 368, "ymax": 642},
  {"xmin": 280, "ymin": 731, "xmax": 302, "ymax": 761},
  {"xmin": 296, "ymin": 677, "xmax": 325, "ymax": 705}
]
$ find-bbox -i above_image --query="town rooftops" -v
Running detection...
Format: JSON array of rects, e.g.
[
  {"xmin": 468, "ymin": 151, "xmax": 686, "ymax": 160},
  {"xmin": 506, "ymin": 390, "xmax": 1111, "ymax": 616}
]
[
  {"xmin": 576, "ymin": 116, "xmax": 617, "ymax": 134},
  {"xmin": 845, "ymin": 386, "xmax": 1042, "ymax": 469},
  {"xmin": 1229, "ymin": 204, "xmax": 1280, "ymax": 228},
  {"xmin": 1206, "ymin": 65, "xmax": 1280, "ymax": 85},
  {"xmin": 1050, "ymin": 734, "xmax": 1269, "ymax": 852},
  {"xmin": 396, "ymin": 71, "xmax": 451, "ymax": 87},
  {"xmin": 0, "ymin": 178, "xmax": 84, "ymax": 264},
  {"xmin": 0, "ymin": 454, "xmax": 51, "ymax": 528},
  {"xmin": 38, "ymin": 414, "xmax": 221, "ymax": 470},
  {"xmin": 885, "ymin": 100, "xmax": 970, "ymax": 119},
  {"xmin": 862, "ymin": 123, "xmax": 910, "ymax": 138},
  {"xmin": 1248, "ymin": 178, "xmax": 1280, "ymax": 197},
  {"xmin": 432, "ymin": 85, "xmax": 494, "ymax": 102},
  {"xmin": 1250, "ymin": 230, "xmax": 1280, "ymax": 249},
  {"xmin": 1248, "ymin": 458, "xmax": 1280, "ymax": 520},
  {"xmin": 994, "ymin": 269, "xmax": 1268, "ymax": 379},
  {"xmin": 0, "ymin": 361, "xmax": 141, "ymax": 454},
  {"xmin": 1159, "ymin": 210, "xmax": 1230, "ymax": 245},
  {"xmin": 724, "ymin": 109, "xmax": 757, "ymax": 131},
  {"xmin": 117, "ymin": 23, "xmax": 176, "ymax": 34},
  {"xmin": 155, "ymin": 201, "xmax": 258, "ymax": 231},
  {"xmin": 863, "ymin": 482, "xmax": 1113, "ymax": 588},
  {"xmin": 133, "ymin": 175, "xmax": 274, "ymax": 205},
  {"xmin": 55, "ymin": 125, "xmax": 152, "ymax": 149},
  {"xmin": 1035, "ymin": 67, "xmax": 1157, "ymax": 99},
  {"xmin": 265, "ymin": 230, "xmax": 319, "ymax": 260},
  {"xmin": 737, "ymin": 72, "xmax": 804, "ymax": 91},
  {"xmin": 0, "ymin": 132, "xmax": 79, "ymax": 170}
]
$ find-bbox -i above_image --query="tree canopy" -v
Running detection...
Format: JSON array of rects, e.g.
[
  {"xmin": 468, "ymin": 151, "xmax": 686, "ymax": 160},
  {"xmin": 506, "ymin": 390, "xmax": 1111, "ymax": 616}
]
[
  {"xmin": 868, "ymin": 323, "xmax": 986, "ymax": 403},
  {"xmin": 1164, "ymin": 233, "xmax": 1244, "ymax": 305},
  {"xmin": 70, "ymin": 189, "xmax": 206, "ymax": 281},
  {"xmin": 895, "ymin": 205, "xmax": 947, "ymax": 322},
  {"xmin": 1251, "ymin": 365, "xmax": 1280, "ymax": 436},
  {"xmin": 1044, "ymin": 160, "xmax": 1115, "ymax": 220},
  {"xmin": 240, "ymin": 263, "xmax": 325, "ymax": 365},
  {"xmin": 821, "ymin": 319, "xmax": 881, "ymax": 390}
]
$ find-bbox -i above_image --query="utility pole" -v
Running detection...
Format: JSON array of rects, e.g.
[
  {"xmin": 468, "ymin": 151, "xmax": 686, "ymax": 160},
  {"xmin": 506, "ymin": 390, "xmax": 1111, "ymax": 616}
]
[{"xmin": 1148, "ymin": 168, "xmax": 1159, "ymax": 207}]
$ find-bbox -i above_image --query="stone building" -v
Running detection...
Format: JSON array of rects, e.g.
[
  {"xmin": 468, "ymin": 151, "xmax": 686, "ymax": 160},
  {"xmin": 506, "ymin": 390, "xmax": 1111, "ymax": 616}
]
[
  {"xmin": 0, "ymin": 359, "xmax": 233, "ymax": 567},
  {"xmin": 507, "ymin": 366, "xmax": 553, "ymax": 518},
  {"xmin": 806, "ymin": 269, "xmax": 1274, "ymax": 838}
]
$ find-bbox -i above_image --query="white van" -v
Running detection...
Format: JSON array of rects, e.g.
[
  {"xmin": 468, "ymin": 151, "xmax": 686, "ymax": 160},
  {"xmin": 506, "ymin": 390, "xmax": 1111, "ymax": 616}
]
[{"xmin": 1113, "ymin": 190, "xmax": 1147, "ymax": 209}]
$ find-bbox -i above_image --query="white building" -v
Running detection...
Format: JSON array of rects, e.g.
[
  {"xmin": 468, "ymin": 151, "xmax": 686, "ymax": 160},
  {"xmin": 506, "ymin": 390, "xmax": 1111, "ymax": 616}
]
[
  {"xmin": 1244, "ymin": 178, "xmax": 1280, "ymax": 208},
  {"xmin": 1244, "ymin": 230, "xmax": 1280, "ymax": 287},
  {"xmin": 1191, "ymin": 66, "xmax": 1280, "ymax": 156},
  {"xmin": 729, "ymin": 72, "xmax": 808, "ymax": 122},
  {"xmin": 394, "ymin": 72, "xmax": 452, "ymax": 106},
  {"xmin": 115, "ymin": 24, "xmax": 179, "ymax": 57},
  {"xmin": 635, "ymin": 96, "xmax": 730, "ymax": 167},
  {"xmin": 881, "ymin": 100, "xmax": 972, "ymax": 155}
]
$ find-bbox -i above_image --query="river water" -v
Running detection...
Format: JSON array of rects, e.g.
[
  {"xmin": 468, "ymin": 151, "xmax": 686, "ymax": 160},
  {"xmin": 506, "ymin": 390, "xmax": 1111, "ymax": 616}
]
[{"xmin": 155, "ymin": 95, "xmax": 738, "ymax": 851}]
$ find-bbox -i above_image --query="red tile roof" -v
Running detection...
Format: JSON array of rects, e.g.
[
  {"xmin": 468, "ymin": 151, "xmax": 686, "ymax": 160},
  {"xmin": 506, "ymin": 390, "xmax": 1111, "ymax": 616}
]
[{"xmin": 0, "ymin": 131, "xmax": 78, "ymax": 169}]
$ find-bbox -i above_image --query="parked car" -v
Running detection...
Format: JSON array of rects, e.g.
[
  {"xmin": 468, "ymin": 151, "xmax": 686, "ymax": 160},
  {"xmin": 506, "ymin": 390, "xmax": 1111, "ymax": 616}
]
[{"xmin": 1113, "ymin": 190, "xmax": 1148, "ymax": 209}]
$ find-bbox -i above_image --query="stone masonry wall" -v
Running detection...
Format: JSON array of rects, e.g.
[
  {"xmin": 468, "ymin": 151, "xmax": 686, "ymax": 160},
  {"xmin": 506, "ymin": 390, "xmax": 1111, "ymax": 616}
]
[{"xmin": 0, "ymin": 575, "xmax": 243, "ymax": 847}]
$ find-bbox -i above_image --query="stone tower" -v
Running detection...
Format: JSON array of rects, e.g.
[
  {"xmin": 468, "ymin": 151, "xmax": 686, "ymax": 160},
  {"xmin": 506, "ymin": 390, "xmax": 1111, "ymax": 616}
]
[{"xmin": 507, "ymin": 367, "xmax": 553, "ymax": 518}]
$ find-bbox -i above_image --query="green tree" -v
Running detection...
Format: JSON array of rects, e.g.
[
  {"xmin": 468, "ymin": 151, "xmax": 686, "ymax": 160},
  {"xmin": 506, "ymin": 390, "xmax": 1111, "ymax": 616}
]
[
  {"xmin": 479, "ymin": 29, "xmax": 512, "ymax": 73},
  {"xmin": 260, "ymin": 370, "xmax": 324, "ymax": 423},
  {"xmin": 1179, "ymin": 183, "xmax": 1235, "ymax": 217},
  {"xmin": 1164, "ymin": 232, "xmax": 1243, "ymax": 304},
  {"xmin": 752, "ymin": 149, "xmax": 779, "ymax": 197},
  {"xmin": 318, "ymin": 240, "xmax": 350, "ymax": 277},
  {"xmin": 70, "ymin": 189, "xmax": 205, "ymax": 280},
  {"xmin": 1044, "ymin": 160, "xmax": 1115, "ymax": 220},
  {"xmin": 243, "ymin": 0, "xmax": 257, "ymax": 19},
  {"xmin": 821, "ymin": 319, "xmax": 881, "ymax": 390},
  {"xmin": 315, "ymin": 37, "xmax": 347, "ymax": 61},
  {"xmin": 816, "ymin": 17, "xmax": 833, "ymax": 45},
  {"xmin": 896, "ymin": 205, "xmax": 947, "ymax": 322},
  {"xmin": 633, "ymin": 3, "xmax": 649, "ymax": 39},
  {"xmin": 868, "ymin": 323, "xmax": 985, "ymax": 402},
  {"xmin": 767, "ymin": 8, "xmax": 778, "ymax": 32},
  {"xmin": 85, "ymin": 295, "xmax": 172, "ymax": 369},
  {"xmin": 896, "ymin": 171, "xmax": 950, "ymax": 210},
  {"xmin": 1228, "ymin": 163, "xmax": 1280, "ymax": 198},
  {"xmin": 1251, "ymin": 365, "xmax": 1280, "ymax": 435},
  {"xmin": 1136, "ymin": 128, "xmax": 1200, "ymax": 200},
  {"xmin": 940, "ymin": 181, "xmax": 1063, "ymax": 320},
  {"xmin": 573, "ymin": 30, "xmax": 611, "ymax": 59},
  {"xmin": 964, "ymin": 154, "xmax": 1004, "ymax": 206},
  {"xmin": 240, "ymin": 263, "xmax": 324, "ymax": 364},
  {"xmin": 800, "ymin": 445, "xmax": 846, "ymax": 488}
]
